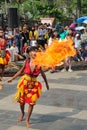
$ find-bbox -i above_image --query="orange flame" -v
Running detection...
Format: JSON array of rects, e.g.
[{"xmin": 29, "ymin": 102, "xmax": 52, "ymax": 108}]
[{"xmin": 33, "ymin": 39, "xmax": 76, "ymax": 68}]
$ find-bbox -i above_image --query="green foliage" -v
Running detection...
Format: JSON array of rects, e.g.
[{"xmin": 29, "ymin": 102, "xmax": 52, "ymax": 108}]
[
  {"xmin": 81, "ymin": 0, "xmax": 87, "ymax": 16},
  {"xmin": 0, "ymin": 0, "xmax": 87, "ymax": 25}
]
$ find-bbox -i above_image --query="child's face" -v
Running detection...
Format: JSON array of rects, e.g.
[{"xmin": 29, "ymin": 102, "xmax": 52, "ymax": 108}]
[
  {"xmin": 32, "ymin": 27, "xmax": 35, "ymax": 31},
  {"xmin": 29, "ymin": 51, "xmax": 36, "ymax": 59},
  {"xmin": 13, "ymin": 43, "xmax": 16, "ymax": 47},
  {"xmin": 53, "ymin": 31, "xmax": 58, "ymax": 37},
  {"xmin": 24, "ymin": 43, "xmax": 28, "ymax": 46},
  {"xmin": 68, "ymin": 29, "xmax": 73, "ymax": 35}
]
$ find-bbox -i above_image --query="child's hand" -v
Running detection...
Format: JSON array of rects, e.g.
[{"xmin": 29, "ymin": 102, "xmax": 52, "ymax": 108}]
[
  {"xmin": 46, "ymin": 84, "xmax": 49, "ymax": 90},
  {"xmin": 7, "ymin": 78, "xmax": 13, "ymax": 83}
]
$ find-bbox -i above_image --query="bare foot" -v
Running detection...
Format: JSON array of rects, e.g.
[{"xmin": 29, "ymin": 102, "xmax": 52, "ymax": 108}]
[
  {"xmin": 18, "ymin": 113, "xmax": 24, "ymax": 122},
  {"xmin": 25, "ymin": 120, "xmax": 31, "ymax": 128}
]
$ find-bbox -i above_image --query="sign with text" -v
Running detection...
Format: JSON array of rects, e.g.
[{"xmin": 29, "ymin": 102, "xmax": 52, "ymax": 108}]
[{"xmin": 40, "ymin": 18, "xmax": 55, "ymax": 26}]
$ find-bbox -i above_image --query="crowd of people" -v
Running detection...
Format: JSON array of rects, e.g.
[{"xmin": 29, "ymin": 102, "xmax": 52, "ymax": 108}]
[{"xmin": 1, "ymin": 21, "xmax": 87, "ymax": 72}]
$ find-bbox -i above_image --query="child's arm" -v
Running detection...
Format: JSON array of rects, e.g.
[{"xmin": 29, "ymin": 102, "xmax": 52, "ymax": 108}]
[
  {"xmin": 40, "ymin": 69, "xmax": 49, "ymax": 90},
  {"xmin": 7, "ymin": 62, "xmax": 25, "ymax": 82}
]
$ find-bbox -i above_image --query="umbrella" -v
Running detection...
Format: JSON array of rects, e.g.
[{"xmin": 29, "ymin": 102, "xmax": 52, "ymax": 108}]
[
  {"xmin": 77, "ymin": 16, "xmax": 87, "ymax": 23},
  {"xmin": 83, "ymin": 20, "xmax": 87, "ymax": 24},
  {"xmin": 75, "ymin": 26, "xmax": 85, "ymax": 31}
]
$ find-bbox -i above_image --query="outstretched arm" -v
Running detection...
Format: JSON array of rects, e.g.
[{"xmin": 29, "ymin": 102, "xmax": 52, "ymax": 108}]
[
  {"xmin": 40, "ymin": 69, "xmax": 49, "ymax": 90},
  {"xmin": 7, "ymin": 62, "xmax": 25, "ymax": 82}
]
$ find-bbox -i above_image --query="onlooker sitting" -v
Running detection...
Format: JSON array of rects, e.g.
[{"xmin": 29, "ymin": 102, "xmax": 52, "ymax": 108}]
[
  {"xmin": 30, "ymin": 36, "xmax": 37, "ymax": 47},
  {"xmin": 74, "ymin": 34, "xmax": 81, "ymax": 49},
  {"xmin": 82, "ymin": 45, "xmax": 87, "ymax": 62},
  {"xmin": 22, "ymin": 42, "xmax": 29, "ymax": 58},
  {"xmin": 10, "ymin": 40, "xmax": 24, "ymax": 61},
  {"xmin": 74, "ymin": 34, "xmax": 83, "ymax": 61}
]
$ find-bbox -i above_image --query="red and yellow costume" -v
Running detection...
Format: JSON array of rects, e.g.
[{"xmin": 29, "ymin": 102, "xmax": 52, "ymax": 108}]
[
  {"xmin": 14, "ymin": 59, "xmax": 42, "ymax": 106},
  {"xmin": 0, "ymin": 38, "xmax": 10, "ymax": 65}
]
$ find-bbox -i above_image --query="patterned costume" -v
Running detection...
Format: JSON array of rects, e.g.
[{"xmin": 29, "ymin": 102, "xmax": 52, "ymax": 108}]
[
  {"xmin": 14, "ymin": 59, "xmax": 42, "ymax": 106},
  {"xmin": 0, "ymin": 38, "xmax": 10, "ymax": 66}
]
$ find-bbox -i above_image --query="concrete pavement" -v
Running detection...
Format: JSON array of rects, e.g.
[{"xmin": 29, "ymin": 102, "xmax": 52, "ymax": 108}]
[{"xmin": 0, "ymin": 70, "xmax": 87, "ymax": 130}]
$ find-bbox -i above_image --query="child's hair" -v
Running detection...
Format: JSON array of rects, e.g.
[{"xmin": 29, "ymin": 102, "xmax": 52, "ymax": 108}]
[
  {"xmin": 24, "ymin": 42, "xmax": 28, "ymax": 46},
  {"xmin": 26, "ymin": 46, "xmax": 38, "ymax": 54}
]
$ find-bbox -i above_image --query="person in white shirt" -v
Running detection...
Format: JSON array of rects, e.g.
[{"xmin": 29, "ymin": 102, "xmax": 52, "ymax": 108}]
[
  {"xmin": 30, "ymin": 36, "xmax": 37, "ymax": 47},
  {"xmin": 10, "ymin": 40, "xmax": 24, "ymax": 61}
]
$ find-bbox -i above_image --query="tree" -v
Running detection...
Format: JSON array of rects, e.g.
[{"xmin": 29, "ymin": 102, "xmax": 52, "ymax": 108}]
[
  {"xmin": 77, "ymin": 0, "xmax": 81, "ymax": 17},
  {"xmin": 0, "ymin": 0, "xmax": 87, "ymax": 26}
]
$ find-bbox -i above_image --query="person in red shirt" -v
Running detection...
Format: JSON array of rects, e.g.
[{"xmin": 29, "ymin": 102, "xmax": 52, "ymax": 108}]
[
  {"xmin": 8, "ymin": 46, "xmax": 49, "ymax": 128},
  {"xmin": 22, "ymin": 42, "xmax": 29, "ymax": 58},
  {"xmin": 0, "ymin": 29, "xmax": 10, "ymax": 81}
]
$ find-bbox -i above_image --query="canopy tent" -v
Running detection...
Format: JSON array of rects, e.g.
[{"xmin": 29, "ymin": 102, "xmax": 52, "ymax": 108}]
[
  {"xmin": 83, "ymin": 20, "xmax": 87, "ymax": 24},
  {"xmin": 77, "ymin": 16, "xmax": 87, "ymax": 24}
]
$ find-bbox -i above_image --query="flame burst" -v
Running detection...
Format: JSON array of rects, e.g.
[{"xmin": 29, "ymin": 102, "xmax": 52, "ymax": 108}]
[{"xmin": 34, "ymin": 39, "xmax": 76, "ymax": 68}]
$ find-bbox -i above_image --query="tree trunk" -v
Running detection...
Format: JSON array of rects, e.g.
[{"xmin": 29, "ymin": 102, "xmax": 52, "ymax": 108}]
[
  {"xmin": 48, "ymin": 0, "xmax": 54, "ymax": 3},
  {"xmin": 77, "ymin": 0, "xmax": 81, "ymax": 17}
]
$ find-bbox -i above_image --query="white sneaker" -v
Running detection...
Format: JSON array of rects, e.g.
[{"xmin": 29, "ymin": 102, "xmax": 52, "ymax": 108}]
[
  {"xmin": 61, "ymin": 68, "xmax": 66, "ymax": 72},
  {"xmin": 68, "ymin": 69, "xmax": 73, "ymax": 72}
]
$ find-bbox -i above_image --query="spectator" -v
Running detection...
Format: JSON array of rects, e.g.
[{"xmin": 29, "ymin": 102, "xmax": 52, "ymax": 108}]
[
  {"xmin": 38, "ymin": 24, "xmax": 46, "ymax": 49},
  {"xmin": 61, "ymin": 29, "xmax": 74, "ymax": 72},
  {"xmin": 14, "ymin": 28, "xmax": 21, "ymax": 54},
  {"xmin": 81, "ymin": 29, "xmax": 87, "ymax": 50},
  {"xmin": 82, "ymin": 45, "xmax": 87, "ymax": 62},
  {"xmin": 22, "ymin": 42, "xmax": 28, "ymax": 57},
  {"xmin": 21, "ymin": 26, "xmax": 29, "ymax": 47},
  {"xmin": 10, "ymin": 40, "xmax": 24, "ymax": 61},
  {"xmin": 29, "ymin": 26, "xmax": 38, "ymax": 41},
  {"xmin": 74, "ymin": 34, "xmax": 83, "ymax": 61},
  {"xmin": 49, "ymin": 30, "xmax": 60, "ymax": 73},
  {"xmin": 30, "ymin": 36, "xmax": 37, "ymax": 47},
  {"xmin": 59, "ymin": 26, "xmax": 69, "ymax": 40},
  {"xmin": 22, "ymin": 42, "xmax": 28, "ymax": 54}
]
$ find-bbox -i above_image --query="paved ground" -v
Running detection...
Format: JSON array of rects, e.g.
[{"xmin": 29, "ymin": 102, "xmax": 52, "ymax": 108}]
[{"xmin": 0, "ymin": 69, "xmax": 87, "ymax": 130}]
